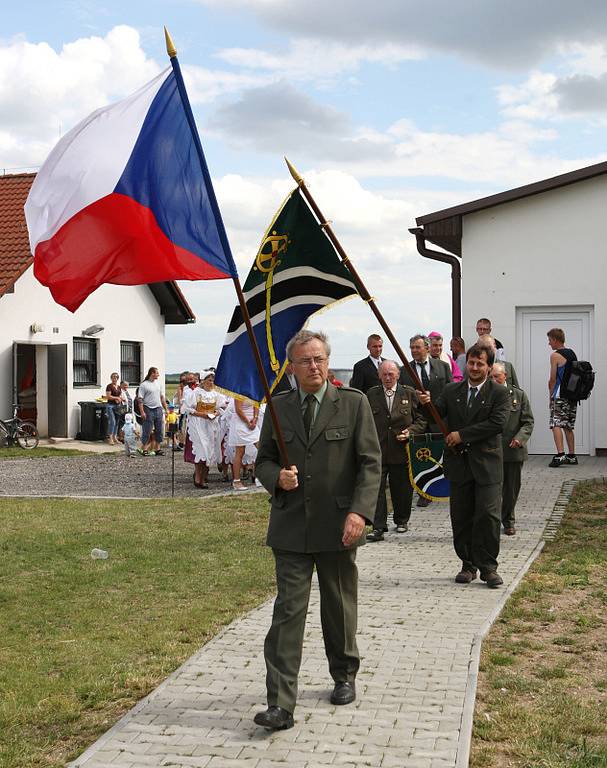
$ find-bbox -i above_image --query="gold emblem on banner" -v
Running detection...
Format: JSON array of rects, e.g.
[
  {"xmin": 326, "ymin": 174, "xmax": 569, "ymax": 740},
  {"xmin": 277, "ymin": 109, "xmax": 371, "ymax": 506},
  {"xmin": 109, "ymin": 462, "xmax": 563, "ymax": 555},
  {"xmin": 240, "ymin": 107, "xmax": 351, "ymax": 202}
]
[{"xmin": 254, "ymin": 231, "xmax": 292, "ymax": 373}]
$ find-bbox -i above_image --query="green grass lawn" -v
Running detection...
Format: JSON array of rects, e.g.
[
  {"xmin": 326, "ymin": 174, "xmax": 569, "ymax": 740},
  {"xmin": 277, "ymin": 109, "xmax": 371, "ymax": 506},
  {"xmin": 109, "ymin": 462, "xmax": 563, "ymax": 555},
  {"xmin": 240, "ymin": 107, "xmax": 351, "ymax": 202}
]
[
  {"xmin": 0, "ymin": 495, "xmax": 274, "ymax": 768},
  {"xmin": 472, "ymin": 480, "xmax": 607, "ymax": 768},
  {"xmin": 0, "ymin": 447, "xmax": 100, "ymax": 459}
]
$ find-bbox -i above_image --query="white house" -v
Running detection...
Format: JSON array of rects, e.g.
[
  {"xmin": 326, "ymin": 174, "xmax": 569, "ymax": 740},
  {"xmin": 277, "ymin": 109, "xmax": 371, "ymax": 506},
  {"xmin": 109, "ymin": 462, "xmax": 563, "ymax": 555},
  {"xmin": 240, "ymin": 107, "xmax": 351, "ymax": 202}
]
[
  {"xmin": 414, "ymin": 161, "xmax": 607, "ymax": 456},
  {"xmin": 0, "ymin": 173, "xmax": 195, "ymax": 438}
]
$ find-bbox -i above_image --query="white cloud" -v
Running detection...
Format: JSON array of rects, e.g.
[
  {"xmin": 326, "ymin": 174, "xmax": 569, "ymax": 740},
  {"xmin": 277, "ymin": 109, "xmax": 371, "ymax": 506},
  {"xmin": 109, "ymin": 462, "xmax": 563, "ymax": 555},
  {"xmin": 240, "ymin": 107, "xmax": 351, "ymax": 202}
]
[
  {"xmin": 195, "ymin": 0, "xmax": 607, "ymax": 70},
  {"xmin": 0, "ymin": 26, "xmax": 161, "ymax": 167},
  {"xmin": 216, "ymin": 38, "xmax": 422, "ymax": 83},
  {"xmin": 0, "ymin": 25, "xmax": 271, "ymax": 169},
  {"xmin": 183, "ymin": 65, "xmax": 273, "ymax": 104},
  {"xmin": 208, "ymin": 82, "xmax": 601, "ymax": 187},
  {"xmin": 496, "ymin": 43, "xmax": 607, "ymax": 119}
]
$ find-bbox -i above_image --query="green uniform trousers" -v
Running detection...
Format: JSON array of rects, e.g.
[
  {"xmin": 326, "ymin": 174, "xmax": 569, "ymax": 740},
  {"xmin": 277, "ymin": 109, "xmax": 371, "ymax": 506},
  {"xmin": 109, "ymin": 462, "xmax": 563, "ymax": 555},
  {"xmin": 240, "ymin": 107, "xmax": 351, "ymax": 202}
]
[
  {"xmin": 264, "ymin": 548, "xmax": 360, "ymax": 714},
  {"xmin": 373, "ymin": 462, "xmax": 414, "ymax": 530},
  {"xmin": 449, "ymin": 480, "xmax": 501, "ymax": 573},
  {"xmin": 501, "ymin": 462, "xmax": 522, "ymax": 528}
]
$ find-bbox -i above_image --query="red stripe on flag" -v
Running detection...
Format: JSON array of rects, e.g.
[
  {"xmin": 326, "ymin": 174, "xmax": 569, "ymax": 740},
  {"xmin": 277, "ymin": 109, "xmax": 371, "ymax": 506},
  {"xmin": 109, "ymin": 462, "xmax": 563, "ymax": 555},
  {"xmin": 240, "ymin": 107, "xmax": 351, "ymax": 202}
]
[{"xmin": 34, "ymin": 192, "xmax": 230, "ymax": 312}]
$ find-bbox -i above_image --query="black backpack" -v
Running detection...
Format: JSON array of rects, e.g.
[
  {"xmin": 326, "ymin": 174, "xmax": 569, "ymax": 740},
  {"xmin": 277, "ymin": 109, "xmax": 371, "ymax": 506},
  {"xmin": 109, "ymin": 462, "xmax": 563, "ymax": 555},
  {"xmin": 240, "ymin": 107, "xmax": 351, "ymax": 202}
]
[{"xmin": 560, "ymin": 361, "xmax": 595, "ymax": 402}]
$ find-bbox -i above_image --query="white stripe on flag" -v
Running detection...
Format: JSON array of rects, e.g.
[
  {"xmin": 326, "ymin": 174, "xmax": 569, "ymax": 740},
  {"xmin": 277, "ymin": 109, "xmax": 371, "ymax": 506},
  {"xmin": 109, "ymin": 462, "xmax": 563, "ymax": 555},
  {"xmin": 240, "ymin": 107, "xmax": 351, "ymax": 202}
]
[
  {"xmin": 242, "ymin": 265, "xmax": 355, "ymax": 302},
  {"xmin": 25, "ymin": 68, "xmax": 171, "ymax": 251},
  {"xmin": 224, "ymin": 294, "xmax": 345, "ymax": 345}
]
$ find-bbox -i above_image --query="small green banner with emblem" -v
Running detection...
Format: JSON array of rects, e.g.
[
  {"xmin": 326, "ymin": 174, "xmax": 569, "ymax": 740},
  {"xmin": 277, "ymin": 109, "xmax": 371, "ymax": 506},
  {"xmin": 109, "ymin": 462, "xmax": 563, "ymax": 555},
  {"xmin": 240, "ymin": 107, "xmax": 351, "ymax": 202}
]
[{"xmin": 407, "ymin": 434, "xmax": 450, "ymax": 501}]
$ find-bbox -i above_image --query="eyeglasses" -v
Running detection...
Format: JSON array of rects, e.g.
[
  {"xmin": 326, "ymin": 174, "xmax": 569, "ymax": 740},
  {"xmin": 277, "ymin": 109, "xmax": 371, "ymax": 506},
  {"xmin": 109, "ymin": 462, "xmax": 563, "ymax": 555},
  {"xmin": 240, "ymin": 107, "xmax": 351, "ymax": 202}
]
[{"xmin": 293, "ymin": 356, "xmax": 328, "ymax": 367}]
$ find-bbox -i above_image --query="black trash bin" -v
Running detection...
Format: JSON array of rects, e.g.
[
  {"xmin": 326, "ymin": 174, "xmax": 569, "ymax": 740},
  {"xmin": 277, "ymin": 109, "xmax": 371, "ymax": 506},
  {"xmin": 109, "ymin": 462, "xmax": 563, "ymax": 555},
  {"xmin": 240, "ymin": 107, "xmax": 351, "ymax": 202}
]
[{"xmin": 78, "ymin": 402, "xmax": 108, "ymax": 441}]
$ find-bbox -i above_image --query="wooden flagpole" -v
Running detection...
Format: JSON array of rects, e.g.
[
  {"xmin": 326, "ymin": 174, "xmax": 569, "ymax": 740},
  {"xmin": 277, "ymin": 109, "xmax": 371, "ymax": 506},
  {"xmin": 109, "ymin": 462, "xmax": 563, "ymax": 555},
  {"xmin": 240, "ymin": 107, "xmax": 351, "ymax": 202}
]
[
  {"xmin": 284, "ymin": 157, "xmax": 449, "ymax": 439},
  {"xmin": 164, "ymin": 28, "xmax": 290, "ymax": 467}
]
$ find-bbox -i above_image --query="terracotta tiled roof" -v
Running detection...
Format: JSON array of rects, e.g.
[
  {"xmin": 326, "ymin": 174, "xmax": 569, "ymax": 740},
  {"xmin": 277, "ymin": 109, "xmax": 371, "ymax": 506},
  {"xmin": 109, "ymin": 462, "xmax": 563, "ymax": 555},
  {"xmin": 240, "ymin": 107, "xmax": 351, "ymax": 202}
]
[
  {"xmin": 0, "ymin": 173, "xmax": 35, "ymax": 297},
  {"xmin": 0, "ymin": 173, "xmax": 195, "ymax": 322}
]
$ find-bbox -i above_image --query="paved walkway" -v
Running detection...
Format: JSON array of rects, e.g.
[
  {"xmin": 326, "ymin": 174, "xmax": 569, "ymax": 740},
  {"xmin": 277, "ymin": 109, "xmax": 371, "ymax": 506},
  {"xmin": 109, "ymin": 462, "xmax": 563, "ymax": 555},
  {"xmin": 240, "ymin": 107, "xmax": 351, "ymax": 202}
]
[{"xmin": 70, "ymin": 456, "xmax": 607, "ymax": 768}]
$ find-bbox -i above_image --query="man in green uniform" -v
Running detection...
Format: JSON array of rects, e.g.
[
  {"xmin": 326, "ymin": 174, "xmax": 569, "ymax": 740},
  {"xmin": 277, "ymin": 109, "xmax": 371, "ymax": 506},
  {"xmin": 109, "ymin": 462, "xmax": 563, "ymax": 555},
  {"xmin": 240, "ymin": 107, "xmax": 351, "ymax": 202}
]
[
  {"xmin": 366, "ymin": 360, "xmax": 427, "ymax": 540},
  {"xmin": 491, "ymin": 362, "xmax": 534, "ymax": 536},
  {"xmin": 254, "ymin": 330, "xmax": 381, "ymax": 730},
  {"xmin": 420, "ymin": 344, "xmax": 510, "ymax": 588}
]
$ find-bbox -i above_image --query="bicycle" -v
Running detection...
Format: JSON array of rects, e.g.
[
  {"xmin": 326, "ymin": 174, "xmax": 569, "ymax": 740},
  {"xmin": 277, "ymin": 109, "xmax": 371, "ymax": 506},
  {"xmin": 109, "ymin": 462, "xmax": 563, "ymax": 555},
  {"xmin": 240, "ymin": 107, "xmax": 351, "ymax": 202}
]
[{"xmin": 0, "ymin": 406, "xmax": 39, "ymax": 450}]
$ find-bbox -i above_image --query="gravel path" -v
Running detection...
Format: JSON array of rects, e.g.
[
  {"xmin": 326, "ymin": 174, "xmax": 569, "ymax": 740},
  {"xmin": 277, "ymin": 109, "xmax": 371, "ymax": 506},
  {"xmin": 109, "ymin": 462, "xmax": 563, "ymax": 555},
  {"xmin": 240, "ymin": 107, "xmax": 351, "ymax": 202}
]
[{"xmin": 0, "ymin": 451, "xmax": 257, "ymax": 498}]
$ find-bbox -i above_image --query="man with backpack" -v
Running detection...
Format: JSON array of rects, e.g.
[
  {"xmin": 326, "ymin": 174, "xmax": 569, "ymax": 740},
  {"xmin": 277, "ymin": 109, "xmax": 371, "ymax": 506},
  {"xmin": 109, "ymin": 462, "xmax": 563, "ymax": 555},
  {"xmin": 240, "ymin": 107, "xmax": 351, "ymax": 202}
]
[{"xmin": 547, "ymin": 328, "xmax": 580, "ymax": 467}]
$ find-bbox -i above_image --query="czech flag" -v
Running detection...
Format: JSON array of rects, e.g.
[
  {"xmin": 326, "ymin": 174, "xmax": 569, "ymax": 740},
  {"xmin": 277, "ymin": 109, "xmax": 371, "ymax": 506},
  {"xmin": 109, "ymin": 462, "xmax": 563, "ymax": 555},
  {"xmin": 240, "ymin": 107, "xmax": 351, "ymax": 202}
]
[{"xmin": 25, "ymin": 66, "xmax": 237, "ymax": 312}]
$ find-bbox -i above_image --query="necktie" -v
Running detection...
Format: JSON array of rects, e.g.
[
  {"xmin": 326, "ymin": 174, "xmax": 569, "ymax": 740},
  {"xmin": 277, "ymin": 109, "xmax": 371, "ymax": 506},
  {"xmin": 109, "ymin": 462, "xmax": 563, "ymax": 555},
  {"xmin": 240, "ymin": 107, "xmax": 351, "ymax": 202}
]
[
  {"xmin": 303, "ymin": 394, "xmax": 315, "ymax": 437},
  {"xmin": 385, "ymin": 389, "xmax": 394, "ymax": 411},
  {"xmin": 467, "ymin": 386, "xmax": 478, "ymax": 408},
  {"xmin": 419, "ymin": 362, "xmax": 430, "ymax": 390}
]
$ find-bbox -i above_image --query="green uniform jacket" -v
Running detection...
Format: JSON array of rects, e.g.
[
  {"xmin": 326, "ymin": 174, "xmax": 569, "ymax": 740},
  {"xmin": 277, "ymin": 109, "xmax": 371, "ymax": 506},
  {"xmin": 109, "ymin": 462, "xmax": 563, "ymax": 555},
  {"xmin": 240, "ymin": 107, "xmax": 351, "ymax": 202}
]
[
  {"xmin": 435, "ymin": 379, "xmax": 510, "ymax": 485},
  {"xmin": 501, "ymin": 385, "xmax": 534, "ymax": 463},
  {"xmin": 366, "ymin": 384, "xmax": 427, "ymax": 465},
  {"xmin": 256, "ymin": 383, "xmax": 382, "ymax": 553}
]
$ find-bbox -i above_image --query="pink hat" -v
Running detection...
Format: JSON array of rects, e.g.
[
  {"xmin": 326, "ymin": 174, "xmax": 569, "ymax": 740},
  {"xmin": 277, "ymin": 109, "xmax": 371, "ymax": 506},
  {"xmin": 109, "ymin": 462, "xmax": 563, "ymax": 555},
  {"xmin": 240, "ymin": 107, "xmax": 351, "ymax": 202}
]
[{"xmin": 428, "ymin": 331, "xmax": 442, "ymax": 338}]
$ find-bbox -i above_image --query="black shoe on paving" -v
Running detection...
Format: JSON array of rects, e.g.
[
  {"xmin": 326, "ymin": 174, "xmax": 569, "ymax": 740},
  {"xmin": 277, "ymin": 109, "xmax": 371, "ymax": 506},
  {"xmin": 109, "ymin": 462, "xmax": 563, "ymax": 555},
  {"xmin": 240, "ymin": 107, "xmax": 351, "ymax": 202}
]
[
  {"xmin": 455, "ymin": 569, "xmax": 477, "ymax": 584},
  {"xmin": 416, "ymin": 495, "xmax": 431, "ymax": 507},
  {"xmin": 253, "ymin": 706, "xmax": 294, "ymax": 730},
  {"xmin": 565, "ymin": 454, "xmax": 579, "ymax": 465},
  {"xmin": 331, "ymin": 682, "xmax": 356, "ymax": 705},
  {"xmin": 366, "ymin": 529, "xmax": 384, "ymax": 542},
  {"xmin": 549, "ymin": 454, "xmax": 566, "ymax": 468},
  {"xmin": 395, "ymin": 524, "xmax": 408, "ymax": 533},
  {"xmin": 480, "ymin": 570, "xmax": 504, "ymax": 588}
]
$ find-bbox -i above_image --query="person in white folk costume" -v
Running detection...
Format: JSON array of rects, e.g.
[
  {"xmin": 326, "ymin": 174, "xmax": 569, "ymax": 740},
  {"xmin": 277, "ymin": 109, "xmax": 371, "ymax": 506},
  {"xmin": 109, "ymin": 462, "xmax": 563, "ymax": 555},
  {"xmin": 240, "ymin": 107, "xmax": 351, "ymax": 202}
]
[
  {"xmin": 181, "ymin": 370, "xmax": 228, "ymax": 489},
  {"xmin": 227, "ymin": 396, "xmax": 261, "ymax": 490}
]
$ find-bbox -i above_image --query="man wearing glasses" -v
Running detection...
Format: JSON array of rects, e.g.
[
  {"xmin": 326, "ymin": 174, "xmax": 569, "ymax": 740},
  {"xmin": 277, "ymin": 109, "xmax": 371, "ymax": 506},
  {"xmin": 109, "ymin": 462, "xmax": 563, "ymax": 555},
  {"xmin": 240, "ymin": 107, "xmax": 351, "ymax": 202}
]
[{"xmin": 254, "ymin": 330, "xmax": 381, "ymax": 730}]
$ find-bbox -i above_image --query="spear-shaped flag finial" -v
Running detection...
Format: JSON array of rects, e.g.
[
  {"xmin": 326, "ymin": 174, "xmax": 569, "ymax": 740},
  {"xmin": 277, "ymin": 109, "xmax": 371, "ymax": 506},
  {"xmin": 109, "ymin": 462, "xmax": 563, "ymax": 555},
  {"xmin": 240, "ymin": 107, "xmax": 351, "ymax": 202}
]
[
  {"xmin": 284, "ymin": 156, "xmax": 303, "ymax": 186},
  {"xmin": 164, "ymin": 26, "xmax": 177, "ymax": 58}
]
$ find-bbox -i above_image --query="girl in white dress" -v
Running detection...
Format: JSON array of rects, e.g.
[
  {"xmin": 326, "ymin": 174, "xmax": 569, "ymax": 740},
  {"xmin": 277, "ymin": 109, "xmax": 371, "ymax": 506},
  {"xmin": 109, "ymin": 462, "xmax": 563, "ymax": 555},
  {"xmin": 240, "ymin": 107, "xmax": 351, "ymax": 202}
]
[
  {"xmin": 227, "ymin": 397, "xmax": 260, "ymax": 490},
  {"xmin": 182, "ymin": 371, "xmax": 228, "ymax": 488}
]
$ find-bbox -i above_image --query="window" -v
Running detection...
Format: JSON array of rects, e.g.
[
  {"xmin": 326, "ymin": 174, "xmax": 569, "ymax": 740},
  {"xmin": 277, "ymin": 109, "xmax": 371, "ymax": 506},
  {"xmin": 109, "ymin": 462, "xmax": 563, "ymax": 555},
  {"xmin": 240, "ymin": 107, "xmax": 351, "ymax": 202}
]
[
  {"xmin": 120, "ymin": 341, "xmax": 142, "ymax": 385},
  {"xmin": 73, "ymin": 338, "xmax": 98, "ymax": 387}
]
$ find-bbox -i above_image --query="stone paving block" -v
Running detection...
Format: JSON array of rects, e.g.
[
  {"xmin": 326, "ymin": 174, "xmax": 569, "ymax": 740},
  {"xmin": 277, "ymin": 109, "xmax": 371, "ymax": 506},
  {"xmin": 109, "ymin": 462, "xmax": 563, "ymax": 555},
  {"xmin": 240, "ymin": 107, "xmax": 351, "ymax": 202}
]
[
  {"xmin": 145, "ymin": 743, "xmax": 197, "ymax": 756},
  {"xmin": 86, "ymin": 751, "xmax": 122, "ymax": 763},
  {"xmin": 290, "ymin": 749, "xmax": 338, "ymax": 763},
  {"xmin": 83, "ymin": 763, "xmax": 134, "ymax": 768}
]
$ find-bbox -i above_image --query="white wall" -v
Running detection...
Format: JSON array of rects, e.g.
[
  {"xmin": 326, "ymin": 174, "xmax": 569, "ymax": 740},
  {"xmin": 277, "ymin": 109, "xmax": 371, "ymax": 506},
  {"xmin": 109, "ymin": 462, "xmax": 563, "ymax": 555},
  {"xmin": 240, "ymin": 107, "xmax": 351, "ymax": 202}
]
[
  {"xmin": 461, "ymin": 174, "xmax": 607, "ymax": 452},
  {"xmin": 0, "ymin": 266, "xmax": 167, "ymax": 436}
]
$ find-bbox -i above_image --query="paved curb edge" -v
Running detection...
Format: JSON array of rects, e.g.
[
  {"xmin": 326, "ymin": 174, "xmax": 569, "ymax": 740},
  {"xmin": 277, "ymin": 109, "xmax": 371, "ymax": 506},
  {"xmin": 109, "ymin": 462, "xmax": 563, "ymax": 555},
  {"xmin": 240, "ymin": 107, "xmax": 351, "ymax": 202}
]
[{"xmin": 455, "ymin": 476, "xmax": 603, "ymax": 768}]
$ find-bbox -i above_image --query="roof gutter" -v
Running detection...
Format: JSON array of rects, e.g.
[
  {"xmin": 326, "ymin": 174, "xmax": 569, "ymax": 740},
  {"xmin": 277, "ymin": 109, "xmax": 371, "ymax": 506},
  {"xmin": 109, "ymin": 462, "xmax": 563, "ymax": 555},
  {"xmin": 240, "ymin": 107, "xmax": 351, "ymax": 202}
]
[{"xmin": 409, "ymin": 227, "xmax": 461, "ymax": 338}]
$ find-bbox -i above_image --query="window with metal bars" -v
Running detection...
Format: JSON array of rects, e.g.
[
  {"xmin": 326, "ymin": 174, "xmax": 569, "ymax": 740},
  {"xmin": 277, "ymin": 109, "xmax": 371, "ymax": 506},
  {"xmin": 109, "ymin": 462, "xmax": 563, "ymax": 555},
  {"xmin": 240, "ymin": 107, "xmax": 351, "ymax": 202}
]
[
  {"xmin": 73, "ymin": 338, "xmax": 98, "ymax": 387},
  {"xmin": 120, "ymin": 341, "xmax": 142, "ymax": 385}
]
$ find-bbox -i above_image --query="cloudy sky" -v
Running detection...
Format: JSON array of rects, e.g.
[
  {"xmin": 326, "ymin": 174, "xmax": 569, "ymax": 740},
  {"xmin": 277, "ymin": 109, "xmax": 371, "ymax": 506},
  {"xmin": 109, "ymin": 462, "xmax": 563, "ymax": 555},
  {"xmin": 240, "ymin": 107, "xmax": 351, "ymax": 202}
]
[{"xmin": 4, "ymin": 1, "xmax": 607, "ymax": 372}]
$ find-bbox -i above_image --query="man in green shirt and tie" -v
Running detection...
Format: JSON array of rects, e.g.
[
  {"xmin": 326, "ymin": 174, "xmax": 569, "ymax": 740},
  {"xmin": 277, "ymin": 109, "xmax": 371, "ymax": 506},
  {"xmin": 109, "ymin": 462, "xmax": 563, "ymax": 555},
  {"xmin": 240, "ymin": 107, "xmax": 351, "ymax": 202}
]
[{"xmin": 254, "ymin": 330, "xmax": 381, "ymax": 730}]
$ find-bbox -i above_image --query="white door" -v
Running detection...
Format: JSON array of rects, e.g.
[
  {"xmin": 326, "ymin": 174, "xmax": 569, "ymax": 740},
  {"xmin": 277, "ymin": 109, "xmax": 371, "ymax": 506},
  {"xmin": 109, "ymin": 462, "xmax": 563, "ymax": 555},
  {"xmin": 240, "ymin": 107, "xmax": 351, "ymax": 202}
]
[{"xmin": 516, "ymin": 306, "xmax": 593, "ymax": 455}]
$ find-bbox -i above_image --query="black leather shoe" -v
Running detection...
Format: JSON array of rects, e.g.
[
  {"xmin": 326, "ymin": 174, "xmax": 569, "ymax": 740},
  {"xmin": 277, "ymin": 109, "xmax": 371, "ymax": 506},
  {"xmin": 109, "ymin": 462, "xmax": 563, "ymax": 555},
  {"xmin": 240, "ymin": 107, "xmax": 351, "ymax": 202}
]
[
  {"xmin": 455, "ymin": 569, "xmax": 477, "ymax": 584},
  {"xmin": 416, "ymin": 495, "xmax": 431, "ymax": 507},
  {"xmin": 330, "ymin": 681, "xmax": 356, "ymax": 705},
  {"xmin": 366, "ymin": 529, "xmax": 384, "ymax": 542},
  {"xmin": 253, "ymin": 706, "xmax": 294, "ymax": 730},
  {"xmin": 480, "ymin": 570, "xmax": 504, "ymax": 588}
]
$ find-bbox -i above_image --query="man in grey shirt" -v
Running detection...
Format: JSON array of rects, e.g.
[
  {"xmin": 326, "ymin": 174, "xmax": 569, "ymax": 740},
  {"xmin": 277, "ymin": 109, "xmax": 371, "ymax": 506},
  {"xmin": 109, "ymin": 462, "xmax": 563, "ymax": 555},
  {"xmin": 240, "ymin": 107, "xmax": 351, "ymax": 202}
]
[{"xmin": 138, "ymin": 367, "xmax": 168, "ymax": 455}]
